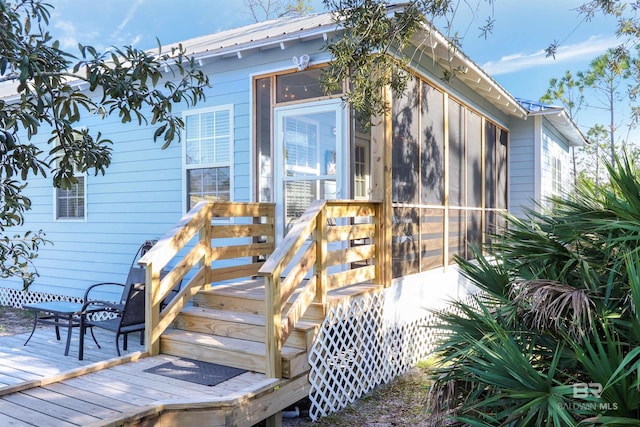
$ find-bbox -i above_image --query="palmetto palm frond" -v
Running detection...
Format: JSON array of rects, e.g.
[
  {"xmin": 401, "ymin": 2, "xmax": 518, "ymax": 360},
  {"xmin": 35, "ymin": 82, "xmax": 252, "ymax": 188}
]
[
  {"xmin": 427, "ymin": 153, "xmax": 640, "ymax": 425},
  {"xmin": 511, "ymin": 279, "xmax": 595, "ymax": 338}
]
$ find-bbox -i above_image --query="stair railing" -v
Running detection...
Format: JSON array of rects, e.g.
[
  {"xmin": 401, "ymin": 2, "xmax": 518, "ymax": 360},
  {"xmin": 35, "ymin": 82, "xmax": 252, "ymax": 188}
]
[
  {"xmin": 138, "ymin": 200, "xmax": 276, "ymax": 356},
  {"xmin": 258, "ymin": 200, "xmax": 383, "ymax": 378}
]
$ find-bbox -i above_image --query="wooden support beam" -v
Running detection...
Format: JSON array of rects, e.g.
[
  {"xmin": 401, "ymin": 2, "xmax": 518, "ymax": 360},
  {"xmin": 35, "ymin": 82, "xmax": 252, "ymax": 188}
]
[
  {"xmin": 264, "ymin": 274, "xmax": 282, "ymax": 379},
  {"xmin": 315, "ymin": 206, "xmax": 328, "ymax": 304},
  {"xmin": 145, "ymin": 263, "xmax": 161, "ymax": 356}
]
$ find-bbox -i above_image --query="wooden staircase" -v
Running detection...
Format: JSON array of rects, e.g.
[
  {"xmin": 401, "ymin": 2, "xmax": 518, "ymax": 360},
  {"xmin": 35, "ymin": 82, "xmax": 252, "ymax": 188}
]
[
  {"xmin": 159, "ymin": 279, "xmax": 320, "ymax": 378},
  {"xmin": 138, "ymin": 200, "xmax": 383, "ymax": 381}
]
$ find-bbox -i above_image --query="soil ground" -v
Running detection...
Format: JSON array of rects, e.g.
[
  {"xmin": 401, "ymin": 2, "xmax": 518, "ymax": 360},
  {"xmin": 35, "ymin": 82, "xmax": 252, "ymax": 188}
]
[
  {"xmin": 1, "ymin": 306, "xmax": 435, "ymax": 426},
  {"xmin": 0, "ymin": 305, "xmax": 35, "ymax": 336}
]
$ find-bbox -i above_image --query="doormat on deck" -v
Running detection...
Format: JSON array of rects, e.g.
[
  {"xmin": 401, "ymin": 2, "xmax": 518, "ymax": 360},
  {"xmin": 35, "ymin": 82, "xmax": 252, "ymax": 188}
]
[{"xmin": 143, "ymin": 358, "xmax": 246, "ymax": 387}]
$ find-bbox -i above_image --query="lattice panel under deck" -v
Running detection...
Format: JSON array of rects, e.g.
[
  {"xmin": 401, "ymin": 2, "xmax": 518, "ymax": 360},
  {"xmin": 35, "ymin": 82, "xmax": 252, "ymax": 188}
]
[
  {"xmin": 0, "ymin": 287, "xmax": 83, "ymax": 308},
  {"xmin": 307, "ymin": 290, "xmax": 443, "ymax": 421},
  {"xmin": 0, "ymin": 287, "xmax": 118, "ymax": 321}
]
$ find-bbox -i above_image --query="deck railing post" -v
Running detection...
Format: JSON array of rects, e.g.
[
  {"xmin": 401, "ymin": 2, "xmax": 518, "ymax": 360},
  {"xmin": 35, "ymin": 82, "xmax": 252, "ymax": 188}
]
[
  {"xmin": 145, "ymin": 262, "xmax": 161, "ymax": 355},
  {"xmin": 374, "ymin": 202, "xmax": 384, "ymax": 286},
  {"xmin": 265, "ymin": 274, "xmax": 282, "ymax": 378},
  {"xmin": 201, "ymin": 202, "xmax": 213, "ymax": 289},
  {"xmin": 315, "ymin": 205, "xmax": 327, "ymax": 304}
]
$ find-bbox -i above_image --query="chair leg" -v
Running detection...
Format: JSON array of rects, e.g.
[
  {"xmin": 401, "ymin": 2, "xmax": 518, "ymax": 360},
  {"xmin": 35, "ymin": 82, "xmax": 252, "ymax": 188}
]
[
  {"xmin": 23, "ymin": 311, "xmax": 39, "ymax": 347},
  {"xmin": 115, "ymin": 332, "xmax": 121, "ymax": 356},
  {"xmin": 123, "ymin": 332, "xmax": 128, "ymax": 351},
  {"xmin": 88, "ymin": 326, "xmax": 101, "ymax": 349},
  {"xmin": 79, "ymin": 318, "xmax": 85, "ymax": 361},
  {"xmin": 53, "ymin": 314, "xmax": 61, "ymax": 341}
]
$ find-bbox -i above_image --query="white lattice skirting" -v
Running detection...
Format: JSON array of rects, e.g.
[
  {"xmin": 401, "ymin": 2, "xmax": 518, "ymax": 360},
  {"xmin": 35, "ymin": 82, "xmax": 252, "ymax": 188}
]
[
  {"xmin": 307, "ymin": 289, "xmax": 443, "ymax": 421},
  {"xmin": 0, "ymin": 287, "xmax": 83, "ymax": 307},
  {"xmin": 0, "ymin": 287, "xmax": 118, "ymax": 322}
]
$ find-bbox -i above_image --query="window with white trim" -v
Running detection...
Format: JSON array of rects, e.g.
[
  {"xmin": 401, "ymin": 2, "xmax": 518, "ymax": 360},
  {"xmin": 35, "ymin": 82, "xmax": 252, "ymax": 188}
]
[
  {"xmin": 54, "ymin": 133, "xmax": 87, "ymax": 221},
  {"xmin": 55, "ymin": 175, "xmax": 86, "ymax": 220},
  {"xmin": 551, "ymin": 156, "xmax": 562, "ymax": 195},
  {"xmin": 184, "ymin": 106, "xmax": 233, "ymax": 210}
]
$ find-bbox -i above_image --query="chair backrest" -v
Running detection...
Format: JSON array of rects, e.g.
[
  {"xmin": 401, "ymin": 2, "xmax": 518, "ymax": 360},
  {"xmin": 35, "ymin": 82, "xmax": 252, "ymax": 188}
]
[
  {"xmin": 120, "ymin": 240, "xmax": 159, "ymax": 304},
  {"xmin": 124, "ymin": 240, "xmax": 181, "ymax": 312},
  {"xmin": 120, "ymin": 282, "xmax": 146, "ymax": 328}
]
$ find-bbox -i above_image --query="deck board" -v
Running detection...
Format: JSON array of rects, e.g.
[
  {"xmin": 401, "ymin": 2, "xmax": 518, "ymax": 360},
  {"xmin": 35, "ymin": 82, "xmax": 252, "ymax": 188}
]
[
  {"xmin": 2, "ymin": 391, "xmax": 103, "ymax": 425},
  {"xmin": 0, "ymin": 330, "xmax": 277, "ymax": 426},
  {"xmin": 0, "ymin": 397, "xmax": 78, "ymax": 427},
  {"xmin": 22, "ymin": 386, "xmax": 122, "ymax": 420},
  {"xmin": 0, "ymin": 410, "xmax": 33, "ymax": 426}
]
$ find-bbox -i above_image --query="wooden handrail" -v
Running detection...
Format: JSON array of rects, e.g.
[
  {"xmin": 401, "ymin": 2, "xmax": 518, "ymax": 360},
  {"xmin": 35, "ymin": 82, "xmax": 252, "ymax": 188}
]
[
  {"xmin": 138, "ymin": 200, "xmax": 275, "ymax": 356},
  {"xmin": 259, "ymin": 200, "xmax": 326, "ymax": 278},
  {"xmin": 258, "ymin": 200, "xmax": 382, "ymax": 378}
]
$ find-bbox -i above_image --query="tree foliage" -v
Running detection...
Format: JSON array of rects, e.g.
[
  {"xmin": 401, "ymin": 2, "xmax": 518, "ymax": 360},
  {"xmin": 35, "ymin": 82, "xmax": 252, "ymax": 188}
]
[
  {"xmin": 321, "ymin": 0, "xmax": 494, "ymax": 125},
  {"xmin": 541, "ymin": 70, "xmax": 585, "ymax": 185},
  {"xmin": 579, "ymin": 49, "xmax": 632, "ymax": 165},
  {"xmin": 0, "ymin": 0, "xmax": 209, "ymax": 287},
  {"xmin": 428, "ymin": 156, "xmax": 640, "ymax": 425},
  {"xmin": 245, "ymin": 0, "xmax": 312, "ymax": 22}
]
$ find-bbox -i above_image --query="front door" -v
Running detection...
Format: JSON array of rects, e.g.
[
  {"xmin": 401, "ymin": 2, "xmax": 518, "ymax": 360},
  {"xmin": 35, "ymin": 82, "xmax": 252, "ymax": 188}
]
[{"xmin": 274, "ymin": 100, "xmax": 346, "ymax": 239}]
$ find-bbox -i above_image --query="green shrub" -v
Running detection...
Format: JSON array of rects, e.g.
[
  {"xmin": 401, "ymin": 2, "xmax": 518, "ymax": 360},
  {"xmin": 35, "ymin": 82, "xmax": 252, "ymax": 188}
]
[{"xmin": 428, "ymin": 156, "xmax": 640, "ymax": 426}]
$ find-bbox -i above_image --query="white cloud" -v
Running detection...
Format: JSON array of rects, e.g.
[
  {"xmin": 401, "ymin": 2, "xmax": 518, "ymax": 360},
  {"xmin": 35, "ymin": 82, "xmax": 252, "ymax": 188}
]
[
  {"xmin": 54, "ymin": 20, "xmax": 79, "ymax": 50},
  {"xmin": 112, "ymin": 0, "xmax": 145, "ymax": 39},
  {"xmin": 482, "ymin": 35, "xmax": 621, "ymax": 75}
]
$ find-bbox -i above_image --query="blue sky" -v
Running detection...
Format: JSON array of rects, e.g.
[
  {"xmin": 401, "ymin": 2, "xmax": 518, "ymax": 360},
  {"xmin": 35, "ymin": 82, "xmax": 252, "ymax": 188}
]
[{"xmin": 47, "ymin": 0, "xmax": 623, "ymax": 136}]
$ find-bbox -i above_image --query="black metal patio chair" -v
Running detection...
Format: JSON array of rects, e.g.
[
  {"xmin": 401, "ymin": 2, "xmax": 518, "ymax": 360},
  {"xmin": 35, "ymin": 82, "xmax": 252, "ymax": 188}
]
[
  {"xmin": 78, "ymin": 281, "xmax": 145, "ymax": 360},
  {"xmin": 77, "ymin": 240, "xmax": 181, "ymax": 360}
]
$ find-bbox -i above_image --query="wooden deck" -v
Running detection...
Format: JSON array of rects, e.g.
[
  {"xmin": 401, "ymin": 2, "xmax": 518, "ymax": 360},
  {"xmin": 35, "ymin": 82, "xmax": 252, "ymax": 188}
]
[{"xmin": 0, "ymin": 328, "xmax": 282, "ymax": 426}]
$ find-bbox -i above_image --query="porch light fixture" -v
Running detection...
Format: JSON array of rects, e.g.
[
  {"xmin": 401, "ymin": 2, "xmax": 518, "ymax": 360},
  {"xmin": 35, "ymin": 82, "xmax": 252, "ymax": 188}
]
[{"xmin": 293, "ymin": 54, "xmax": 310, "ymax": 71}]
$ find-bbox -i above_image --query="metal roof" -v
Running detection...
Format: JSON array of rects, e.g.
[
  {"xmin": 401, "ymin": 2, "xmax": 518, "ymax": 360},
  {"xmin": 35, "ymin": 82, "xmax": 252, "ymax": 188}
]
[
  {"xmin": 164, "ymin": 12, "xmax": 338, "ymax": 59},
  {"xmin": 516, "ymin": 98, "xmax": 587, "ymax": 147},
  {"xmin": 1, "ymin": 5, "xmax": 581, "ymax": 138}
]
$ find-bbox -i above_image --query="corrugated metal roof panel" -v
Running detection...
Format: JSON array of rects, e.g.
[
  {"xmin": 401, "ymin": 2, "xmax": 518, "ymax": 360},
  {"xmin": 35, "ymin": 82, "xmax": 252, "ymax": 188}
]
[{"xmin": 164, "ymin": 12, "xmax": 338, "ymax": 56}]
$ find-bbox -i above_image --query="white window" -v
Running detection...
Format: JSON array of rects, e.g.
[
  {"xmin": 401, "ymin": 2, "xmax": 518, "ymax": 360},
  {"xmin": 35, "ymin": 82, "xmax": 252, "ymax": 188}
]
[
  {"xmin": 184, "ymin": 105, "xmax": 233, "ymax": 210},
  {"xmin": 55, "ymin": 176, "xmax": 86, "ymax": 220},
  {"xmin": 551, "ymin": 156, "xmax": 562, "ymax": 195},
  {"xmin": 54, "ymin": 133, "xmax": 87, "ymax": 221}
]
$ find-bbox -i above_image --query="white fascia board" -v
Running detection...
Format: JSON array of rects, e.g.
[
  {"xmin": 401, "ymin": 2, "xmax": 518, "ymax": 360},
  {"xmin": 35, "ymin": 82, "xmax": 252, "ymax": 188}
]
[
  {"xmin": 410, "ymin": 21, "xmax": 528, "ymax": 119},
  {"xmin": 527, "ymin": 109, "xmax": 587, "ymax": 147}
]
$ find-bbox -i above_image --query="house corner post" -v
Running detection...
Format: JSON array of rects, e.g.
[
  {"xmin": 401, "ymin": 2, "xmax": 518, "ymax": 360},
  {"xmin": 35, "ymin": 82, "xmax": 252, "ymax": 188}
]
[{"xmin": 369, "ymin": 82, "xmax": 393, "ymax": 288}]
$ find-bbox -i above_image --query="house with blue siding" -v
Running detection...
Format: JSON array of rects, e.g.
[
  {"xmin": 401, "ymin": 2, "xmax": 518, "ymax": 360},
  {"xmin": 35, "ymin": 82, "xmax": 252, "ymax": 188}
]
[
  {"xmin": 0, "ymin": 6, "xmax": 587, "ymax": 423},
  {"xmin": 510, "ymin": 98, "xmax": 584, "ymax": 218}
]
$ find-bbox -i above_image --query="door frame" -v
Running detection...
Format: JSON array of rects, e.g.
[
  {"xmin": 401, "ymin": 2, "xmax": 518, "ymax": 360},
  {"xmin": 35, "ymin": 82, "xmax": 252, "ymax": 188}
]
[{"xmin": 273, "ymin": 99, "xmax": 348, "ymax": 240}]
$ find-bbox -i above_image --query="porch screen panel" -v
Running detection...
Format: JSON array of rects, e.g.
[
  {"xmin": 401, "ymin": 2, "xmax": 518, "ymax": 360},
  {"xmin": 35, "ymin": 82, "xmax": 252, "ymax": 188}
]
[
  {"xmin": 466, "ymin": 210, "xmax": 482, "ymax": 259},
  {"xmin": 392, "ymin": 76, "xmax": 419, "ymax": 204},
  {"xmin": 448, "ymin": 209, "xmax": 465, "ymax": 263},
  {"xmin": 448, "ymin": 100, "xmax": 464, "ymax": 207},
  {"xmin": 421, "ymin": 208, "xmax": 444, "ymax": 269},
  {"xmin": 484, "ymin": 121, "xmax": 497, "ymax": 208},
  {"xmin": 276, "ymin": 68, "xmax": 341, "ymax": 103},
  {"xmin": 421, "ymin": 83, "xmax": 444, "ymax": 205},
  {"xmin": 497, "ymin": 128, "xmax": 508, "ymax": 210},
  {"xmin": 256, "ymin": 77, "xmax": 272, "ymax": 202},
  {"xmin": 392, "ymin": 206, "xmax": 420, "ymax": 278},
  {"xmin": 466, "ymin": 111, "xmax": 482, "ymax": 207},
  {"xmin": 485, "ymin": 210, "xmax": 497, "ymax": 245}
]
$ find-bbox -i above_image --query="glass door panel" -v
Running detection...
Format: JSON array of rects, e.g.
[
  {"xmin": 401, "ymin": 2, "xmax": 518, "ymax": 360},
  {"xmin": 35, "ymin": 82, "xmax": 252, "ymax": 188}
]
[{"xmin": 275, "ymin": 100, "xmax": 344, "ymax": 239}]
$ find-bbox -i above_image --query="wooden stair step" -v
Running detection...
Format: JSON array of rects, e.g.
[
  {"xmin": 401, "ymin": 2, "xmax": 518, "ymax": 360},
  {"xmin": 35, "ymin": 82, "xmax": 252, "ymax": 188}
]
[
  {"xmin": 193, "ymin": 280, "xmax": 327, "ymax": 320},
  {"xmin": 160, "ymin": 329, "xmax": 309, "ymax": 379},
  {"xmin": 174, "ymin": 306, "xmax": 318, "ymax": 350},
  {"xmin": 194, "ymin": 281, "xmax": 382, "ymax": 323}
]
